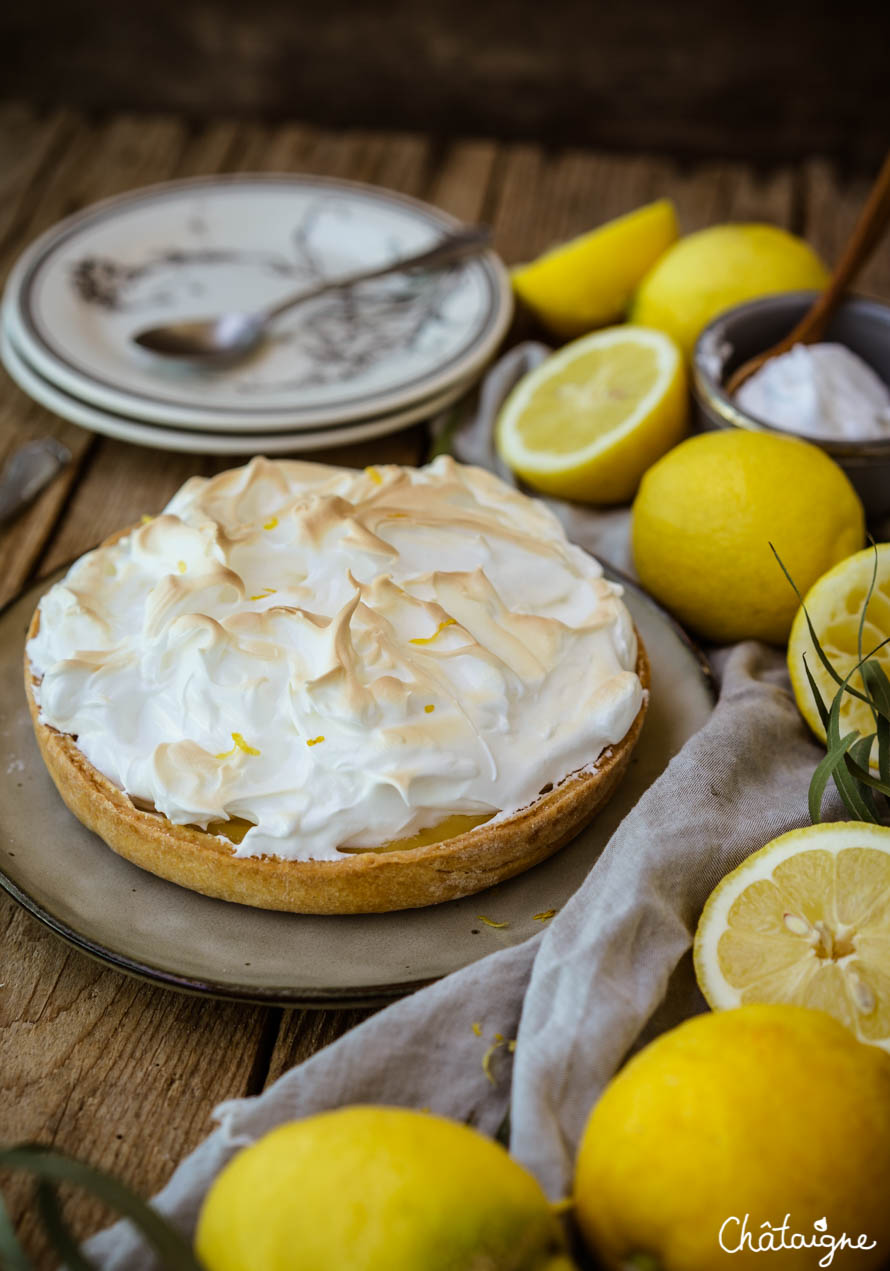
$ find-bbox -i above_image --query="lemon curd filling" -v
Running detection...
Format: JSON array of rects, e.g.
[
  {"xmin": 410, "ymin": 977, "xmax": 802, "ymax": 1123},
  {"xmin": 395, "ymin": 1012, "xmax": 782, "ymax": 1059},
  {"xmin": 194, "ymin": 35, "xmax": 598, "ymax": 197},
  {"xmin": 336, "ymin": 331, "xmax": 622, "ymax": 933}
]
[{"xmin": 27, "ymin": 456, "xmax": 642, "ymax": 863}]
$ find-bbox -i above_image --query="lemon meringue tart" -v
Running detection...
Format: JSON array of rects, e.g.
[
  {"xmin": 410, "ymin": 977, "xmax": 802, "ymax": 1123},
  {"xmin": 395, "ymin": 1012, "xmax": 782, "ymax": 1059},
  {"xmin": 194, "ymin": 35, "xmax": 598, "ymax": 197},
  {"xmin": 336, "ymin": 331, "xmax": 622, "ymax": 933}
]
[{"xmin": 24, "ymin": 456, "xmax": 648, "ymax": 914}]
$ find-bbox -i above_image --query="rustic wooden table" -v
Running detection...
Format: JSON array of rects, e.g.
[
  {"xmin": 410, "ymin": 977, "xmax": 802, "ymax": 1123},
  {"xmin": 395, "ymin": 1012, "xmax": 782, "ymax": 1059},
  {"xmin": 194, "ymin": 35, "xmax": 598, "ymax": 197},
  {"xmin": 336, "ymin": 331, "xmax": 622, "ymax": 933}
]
[{"xmin": 1, "ymin": 101, "xmax": 887, "ymax": 1264}]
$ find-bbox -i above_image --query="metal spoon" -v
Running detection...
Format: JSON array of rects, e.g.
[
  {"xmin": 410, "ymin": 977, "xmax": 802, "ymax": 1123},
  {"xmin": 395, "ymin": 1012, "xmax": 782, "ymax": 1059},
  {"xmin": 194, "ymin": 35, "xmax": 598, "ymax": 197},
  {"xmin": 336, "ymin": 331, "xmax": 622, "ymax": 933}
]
[{"xmin": 132, "ymin": 225, "xmax": 492, "ymax": 363}]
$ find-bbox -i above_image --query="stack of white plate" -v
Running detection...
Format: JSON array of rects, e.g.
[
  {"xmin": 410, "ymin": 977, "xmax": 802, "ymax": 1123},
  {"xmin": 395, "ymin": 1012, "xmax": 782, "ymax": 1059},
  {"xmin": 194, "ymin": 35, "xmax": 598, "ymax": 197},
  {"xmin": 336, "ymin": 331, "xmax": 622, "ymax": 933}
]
[{"xmin": 1, "ymin": 175, "xmax": 513, "ymax": 455}]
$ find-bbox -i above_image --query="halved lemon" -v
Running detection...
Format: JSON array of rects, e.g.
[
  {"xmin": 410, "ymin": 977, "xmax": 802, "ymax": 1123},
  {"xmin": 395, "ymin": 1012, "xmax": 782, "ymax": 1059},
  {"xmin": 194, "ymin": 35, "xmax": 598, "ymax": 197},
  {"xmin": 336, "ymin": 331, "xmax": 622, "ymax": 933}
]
[
  {"xmin": 788, "ymin": 543, "xmax": 890, "ymax": 770},
  {"xmin": 495, "ymin": 325, "xmax": 687, "ymax": 503},
  {"xmin": 694, "ymin": 822, "xmax": 890, "ymax": 1050},
  {"xmin": 511, "ymin": 198, "xmax": 678, "ymax": 338}
]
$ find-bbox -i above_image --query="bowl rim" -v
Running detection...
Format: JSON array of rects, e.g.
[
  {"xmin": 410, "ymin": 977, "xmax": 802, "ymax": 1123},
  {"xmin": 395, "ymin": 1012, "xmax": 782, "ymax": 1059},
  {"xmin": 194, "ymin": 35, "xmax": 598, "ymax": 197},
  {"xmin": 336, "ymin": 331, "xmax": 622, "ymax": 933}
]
[{"xmin": 691, "ymin": 290, "xmax": 890, "ymax": 459}]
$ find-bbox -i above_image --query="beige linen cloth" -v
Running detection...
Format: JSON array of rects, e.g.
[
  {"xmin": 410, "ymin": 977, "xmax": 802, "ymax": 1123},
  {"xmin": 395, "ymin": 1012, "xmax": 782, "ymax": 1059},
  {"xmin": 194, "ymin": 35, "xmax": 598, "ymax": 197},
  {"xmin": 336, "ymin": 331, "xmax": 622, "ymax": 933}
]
[{"xmin": 86, "ymin": 344, "xmax": 840, "ymax": 1268}]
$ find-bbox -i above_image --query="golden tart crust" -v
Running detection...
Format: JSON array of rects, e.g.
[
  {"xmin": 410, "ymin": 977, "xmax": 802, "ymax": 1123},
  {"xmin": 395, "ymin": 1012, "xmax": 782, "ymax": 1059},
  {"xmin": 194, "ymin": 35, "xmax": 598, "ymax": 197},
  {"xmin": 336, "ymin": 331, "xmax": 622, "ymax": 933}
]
[{"xmin": 24, "ymin": 521, "xmax": 649, "ymax": 914}]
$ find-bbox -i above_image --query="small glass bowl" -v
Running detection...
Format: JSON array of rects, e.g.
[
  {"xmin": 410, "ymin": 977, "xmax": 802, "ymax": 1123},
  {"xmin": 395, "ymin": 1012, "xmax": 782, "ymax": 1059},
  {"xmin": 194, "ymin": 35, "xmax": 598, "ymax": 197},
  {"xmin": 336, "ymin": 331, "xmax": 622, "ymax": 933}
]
[{"xmin": 692, "ymin": 291, "xmax": 890, "ymax": 521}]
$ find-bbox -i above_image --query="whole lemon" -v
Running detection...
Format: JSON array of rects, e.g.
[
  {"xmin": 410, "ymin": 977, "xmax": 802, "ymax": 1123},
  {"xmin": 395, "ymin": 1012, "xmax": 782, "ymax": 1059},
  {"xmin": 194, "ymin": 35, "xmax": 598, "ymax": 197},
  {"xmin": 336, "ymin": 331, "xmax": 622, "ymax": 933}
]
[
  {"xmin": 630, "ymin": 224, "xmax": 828, "ymax": 358},
  {"xmin": 196, "ymin": 1105, "xmax": 576, "ymax": 1271},
  {"xmin": 574, "ymin": 1005, "xmax": 890, "ymax": 1270},
  {"xmin": 631, "ymin": 430, "xmax": 864, "ymax": 644}
]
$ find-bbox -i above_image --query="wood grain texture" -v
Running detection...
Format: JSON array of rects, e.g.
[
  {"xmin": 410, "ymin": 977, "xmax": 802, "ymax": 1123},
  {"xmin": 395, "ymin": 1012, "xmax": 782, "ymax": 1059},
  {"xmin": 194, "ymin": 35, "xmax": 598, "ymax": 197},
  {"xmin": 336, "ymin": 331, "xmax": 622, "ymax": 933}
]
[
  {"xmin": 1, "ymin": 1, "xmax": 887, "ymax": 166},
  {"xmin": 0, "ymin": 105, "xmax": 881, "ymax": 1266},
  {"xmin": 803, "ymin": 158, "xmax": 890, "ymax": 299}
]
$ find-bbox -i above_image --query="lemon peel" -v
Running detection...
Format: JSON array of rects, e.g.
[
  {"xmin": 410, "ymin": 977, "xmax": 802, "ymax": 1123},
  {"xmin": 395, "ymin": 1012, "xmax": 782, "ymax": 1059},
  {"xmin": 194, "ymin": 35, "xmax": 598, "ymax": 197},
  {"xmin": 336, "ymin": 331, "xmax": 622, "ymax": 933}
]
[
  {"xmin": 410, "ymin": 617, "xmax": 456, "ymax": 646},
  {"xmin": 306, "ymin": 736, "xmax": 325, "ymax": 747},
  {"xmin": 534, "ymin": 909, "xmax": 557, "ymax": 922},
  {"xmin": 249, "ymin": 587, "xmax": 277, "ymax": 601},
  {"xmin": 177, "ymin": 560, "xmax": 187, "ymax": 574},
  {"xmin": 424, "ymin": 704, "xmax": 436, "ymax": 714},
  {"xmin": 365, "ymin": 466, "xmax": 384, "ymax": 484},
  {"xmin": 215, "ymin": 732, "xmax": 261, "ymax": 760},
  {"xmin": 478, "ymin": 915, "xmax": 509, "ymax": 929},
  {"xmin": 262, "ymin": 516, "xmax": 278, "ymax": 531},
  {"xmin": 512, "ymin": 198, "xmax": 678, "ymax": 338}
]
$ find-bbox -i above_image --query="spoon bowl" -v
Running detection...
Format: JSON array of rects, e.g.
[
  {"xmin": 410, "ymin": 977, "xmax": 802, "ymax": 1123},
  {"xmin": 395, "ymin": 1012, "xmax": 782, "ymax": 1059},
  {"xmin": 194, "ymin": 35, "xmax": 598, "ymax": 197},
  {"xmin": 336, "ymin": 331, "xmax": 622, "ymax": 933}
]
[
  {"xmin": 133, "ymin": 313, "xmax": 266, "ymax": 362},
  {"xmin": 131, "ymin": 225, "xmax": 492, "ymax": 364}
]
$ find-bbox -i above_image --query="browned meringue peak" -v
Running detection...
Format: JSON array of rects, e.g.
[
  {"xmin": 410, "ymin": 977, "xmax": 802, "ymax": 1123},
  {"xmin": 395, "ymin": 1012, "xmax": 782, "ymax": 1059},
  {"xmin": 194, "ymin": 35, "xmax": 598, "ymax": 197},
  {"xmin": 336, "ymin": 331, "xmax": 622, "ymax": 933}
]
[{"xmin": 27, "ymin": 455, "xmax": 642, "ymax": 861}]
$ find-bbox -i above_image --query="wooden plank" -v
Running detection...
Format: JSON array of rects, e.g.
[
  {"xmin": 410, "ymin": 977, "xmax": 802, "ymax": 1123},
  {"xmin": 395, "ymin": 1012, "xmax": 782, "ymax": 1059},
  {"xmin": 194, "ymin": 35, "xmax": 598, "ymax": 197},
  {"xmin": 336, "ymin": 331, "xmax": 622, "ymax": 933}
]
[
  {"xmin": 264, "ymin": 1008, "xmax": 373, "ymax": 1089},
  {"xmin": 428, "ymin": 140, "xmax": 498, "ymax": 225},
  {"xmin": 0, "ymin": 899, "xmax": 269, "ymax": 1260},
  {"xmin": 0, "ymin": 114, "xmax": 196, "ymax": 604},
  {"xmin": 488, "ymin": 146, "xmax": 797, "ymax": 267},
  {"xmin": 803, "ymin": 159, "xmax": 890, "ymax": 299},
  {"xmin": 0, "ymin": 118, "xmax": 280, "ymax": 1263},
  {"xmin": 0, "ymin": 105, "xmax": 76, "ymax": 252}
]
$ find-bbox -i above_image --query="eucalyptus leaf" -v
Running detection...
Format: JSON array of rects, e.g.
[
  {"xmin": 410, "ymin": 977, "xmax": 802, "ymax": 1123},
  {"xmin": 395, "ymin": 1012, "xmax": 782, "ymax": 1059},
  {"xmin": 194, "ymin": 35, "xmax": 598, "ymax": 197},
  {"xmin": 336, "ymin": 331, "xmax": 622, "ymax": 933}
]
[
  {"xmin": 0, "ymin": 1145, "xmax": 204, "ymax": 1271},
  {"xmin": 36, "ymin": 1182, "xmax": 97, "ymax": 1271},
  {"xmin": 771, "ymin": 544, "xmax": 871, "ymax": 705},
  {"xmin": 809, "ymin": 729, "xmax": 858, "ymax": 823},
  {"xmin": 0, "ymin": 1192, "xmax": 32, "ymax": 1271}
]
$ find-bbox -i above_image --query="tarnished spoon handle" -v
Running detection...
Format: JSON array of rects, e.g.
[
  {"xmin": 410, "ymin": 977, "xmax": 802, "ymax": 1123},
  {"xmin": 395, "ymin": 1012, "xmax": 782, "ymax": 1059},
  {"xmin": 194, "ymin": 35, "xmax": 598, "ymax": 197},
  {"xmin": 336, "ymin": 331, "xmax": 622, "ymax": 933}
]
[
  {"xmin": 0, "ymin": 439, "xmax": 71, "ymax": 525},
  {"xmin": 263, "ymin": 225, "xmax": 492, "ymax": 321}
]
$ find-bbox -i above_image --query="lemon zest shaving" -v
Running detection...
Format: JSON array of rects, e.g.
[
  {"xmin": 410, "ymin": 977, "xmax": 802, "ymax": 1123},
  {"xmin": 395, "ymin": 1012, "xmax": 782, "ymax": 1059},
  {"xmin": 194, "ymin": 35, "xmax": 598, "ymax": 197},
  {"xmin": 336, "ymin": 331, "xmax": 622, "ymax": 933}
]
[
  {"xmin": 263, "ymin": 516, "xmax": 278, "ymax": 530},
  {"xmin": 307, "ymin": 735, "xmax": 325, "ymax": 746},
  {"xmin": 482, "ymin": 1039, "xmax": 502, "ymax": 1085},
  {"xmin": 140, "ymin": 514, "xmax": 153, "ymax": 524},
  {"xmin": 471, "ymin": 1021, "xmax": 482, "ymax": 1037},
  {"xmin": 410, "ymin": 617, "xmax": 456, "ymax": 646},
  {"xmin": 424, "ymin": 704, "xmax": 435, "ymax": 714},
  {"xmin": 533, "ymin": 909, "xmax": 557, "ymax": 922},
  {"xmin": 250, "ymin": 587, "xmax": 277, "ymax": 601},
  {"xmin": 215, "ymin": 732, "xmax": 261, "ymax": 759},
  {"xmin": 177, "ymin": 560, "xmax": 187, "ymax": 574},
  {"xmin": 365, "ymin": 466, "xmax": 383, "ymax": 485},
  {"xmin": 478, "ymin": 915, "xmax": 509, "ymax": 929}
]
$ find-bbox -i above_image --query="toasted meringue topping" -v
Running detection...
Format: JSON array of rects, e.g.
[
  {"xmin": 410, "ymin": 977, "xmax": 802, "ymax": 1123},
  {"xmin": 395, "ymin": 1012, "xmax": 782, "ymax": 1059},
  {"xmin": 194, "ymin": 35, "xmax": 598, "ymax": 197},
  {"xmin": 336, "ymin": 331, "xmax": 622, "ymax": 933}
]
[{"xmin": 28, "ymin": 456, "xmax": 642, "ymax": 861}]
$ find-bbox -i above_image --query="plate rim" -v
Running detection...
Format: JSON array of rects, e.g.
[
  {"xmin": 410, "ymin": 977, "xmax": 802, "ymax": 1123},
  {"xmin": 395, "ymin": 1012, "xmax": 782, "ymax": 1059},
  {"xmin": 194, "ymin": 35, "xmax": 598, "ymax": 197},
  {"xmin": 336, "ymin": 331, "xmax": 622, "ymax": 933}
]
[
  {"xmin": 4, "ymin": 172, "xmax": 513, "ymax": 428},
  {"xmin": 1, "ymin": 560, "xmax": 714, "ymax": 1007},
  {"xmin": 1, "ymin": 320, "xmax": 470, "ymax": 456}
]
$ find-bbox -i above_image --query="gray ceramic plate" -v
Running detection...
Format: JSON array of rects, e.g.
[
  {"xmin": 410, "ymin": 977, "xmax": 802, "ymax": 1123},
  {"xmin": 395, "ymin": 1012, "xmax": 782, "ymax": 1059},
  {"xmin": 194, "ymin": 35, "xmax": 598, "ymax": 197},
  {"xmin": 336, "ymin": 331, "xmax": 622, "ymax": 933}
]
[{"xmin": 0, "ymin": 567, "xmax": 713, "ymax": 1006}]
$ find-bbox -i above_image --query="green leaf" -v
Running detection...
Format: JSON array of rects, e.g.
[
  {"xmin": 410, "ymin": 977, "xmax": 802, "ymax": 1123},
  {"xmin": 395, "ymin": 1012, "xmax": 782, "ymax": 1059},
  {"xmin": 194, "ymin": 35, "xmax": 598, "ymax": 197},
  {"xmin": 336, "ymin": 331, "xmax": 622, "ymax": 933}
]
[
  {"xmin": 809, "ymin": 729, "xmax": 859, "ymax": 823},
  {"xmin": 857, "ymin": 541, "xmax": 879, "ymax": 680},
  {"xmin": 824, "ymin": 689, "xmax": 878, "ymax": 821},
  {"xmin": 771, "ymin": 544, "xmax": 871, "ymax": 705},
  {"xmin": 802, "ymin": 653, "xmax": 831, "ymax": 731},
  {"xmin": 36, "ymin": 1183, "xmax": 97, "ymax": 1271},
  {"xmin": 861, "ymin": 661, "xmax": 890, "ymax": 785},
  {"xmin": 0, "ymin": 1146, "xmax": 204, "ymax": 1271},
  {"xmin": 0, "ymin": 1192, "xmax": 32, "ymax": 1271}
]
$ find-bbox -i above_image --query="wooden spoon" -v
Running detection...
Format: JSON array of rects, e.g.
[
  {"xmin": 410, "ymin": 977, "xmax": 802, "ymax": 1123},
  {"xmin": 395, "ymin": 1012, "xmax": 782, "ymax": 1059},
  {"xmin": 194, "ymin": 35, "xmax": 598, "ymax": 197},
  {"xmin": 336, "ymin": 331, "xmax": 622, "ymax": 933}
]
[{"xmin": 726, "ymin": 150, "xmax": 890, "ymax": 394}]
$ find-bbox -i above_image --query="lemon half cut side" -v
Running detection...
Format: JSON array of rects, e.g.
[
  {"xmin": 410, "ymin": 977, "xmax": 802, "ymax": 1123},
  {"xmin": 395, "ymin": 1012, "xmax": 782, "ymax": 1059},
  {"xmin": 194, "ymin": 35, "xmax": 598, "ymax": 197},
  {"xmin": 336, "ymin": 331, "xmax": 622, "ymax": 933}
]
[
  {"xmin": 694, "ymin": 822, "xmax": 890, "ymax": 1050},
  {"xmin": 495, "ymin": 325, "xmax": 687, "ymax": 504},
  {"xmin": 511, "ymin": 198, "xmax": 679, "ymax": 338},
  {"xmin": 788, "ymin": 543, "xmax": 890, "ymax": 772}
]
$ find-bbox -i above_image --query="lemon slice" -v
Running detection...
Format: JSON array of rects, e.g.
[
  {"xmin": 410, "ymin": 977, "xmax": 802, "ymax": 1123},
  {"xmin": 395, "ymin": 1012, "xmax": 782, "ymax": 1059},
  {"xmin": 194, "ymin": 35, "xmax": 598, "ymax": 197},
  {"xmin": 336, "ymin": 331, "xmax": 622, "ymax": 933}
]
[
  {"xmin": 512, "ymin": 199, "xmax": 678, "ymax": 338},
  {"xmin": 788, "ymin": 544, "xmax": 890, "ymax": 770},
  {"xmin": 495, "ymin": 325, "xmax": 687, "ymax": 503},
  {"xmin": 694, "ymin": 822, "xmax": 890, "ymax": 1050}
]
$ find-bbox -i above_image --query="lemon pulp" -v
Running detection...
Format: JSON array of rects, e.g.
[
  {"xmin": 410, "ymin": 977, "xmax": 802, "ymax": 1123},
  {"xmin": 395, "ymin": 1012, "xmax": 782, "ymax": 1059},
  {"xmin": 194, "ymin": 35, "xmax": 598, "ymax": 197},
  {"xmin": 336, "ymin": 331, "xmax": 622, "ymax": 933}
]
[
  {"xmin": 695, "ymin": 822, "xmax": 890, "ymax": 1050},
  {"xmin": 788, "ymin": 543, "xmax": 890, "ymax": 767},
  {"xmin": 496, "ymin": 325, "xmax": 686, "ymax": 503}
]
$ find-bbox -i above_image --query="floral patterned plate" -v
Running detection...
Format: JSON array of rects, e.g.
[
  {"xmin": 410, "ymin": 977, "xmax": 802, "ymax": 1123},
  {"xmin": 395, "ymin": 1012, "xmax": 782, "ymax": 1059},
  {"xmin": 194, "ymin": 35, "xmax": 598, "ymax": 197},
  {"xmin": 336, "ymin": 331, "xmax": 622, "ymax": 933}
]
[{"xmin": 2, "ymin": 175, "xmax": 512, "ymax": 432}]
